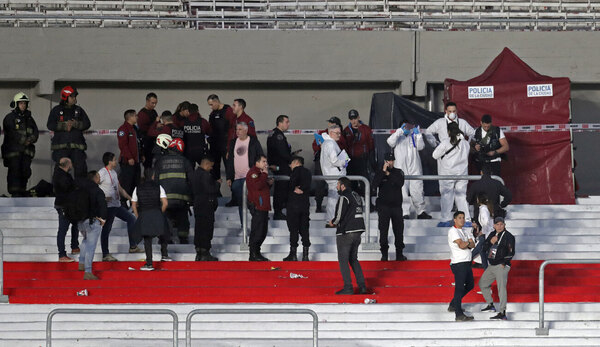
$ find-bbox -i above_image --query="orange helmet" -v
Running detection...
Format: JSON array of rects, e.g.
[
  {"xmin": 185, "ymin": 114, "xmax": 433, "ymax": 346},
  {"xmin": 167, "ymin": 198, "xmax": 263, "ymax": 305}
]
[{"xmin": 168, "ymin": 138, "xmax": 184, "ymax": 153}]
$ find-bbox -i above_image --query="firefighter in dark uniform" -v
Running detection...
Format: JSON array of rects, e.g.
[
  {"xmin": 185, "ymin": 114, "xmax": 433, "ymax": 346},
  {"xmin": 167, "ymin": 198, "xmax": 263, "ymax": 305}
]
[
  {"xmin": 312, "ymin": 116, "xmax": 346, "ymax": 213},
  {"xmin": 155, "ymin": 138, "xmax": 194, "ymax": 244},
  {"xmin": 2, "ymin": 92, "xmax": 39, "ymax": 196},
  {"xmin": 267, "ymin": 115, "xmax": 294, "ymax": 220},
  {"xmin": 117, "ymin": 109, "xmax": 141, "ymax": 205},
  {"xmin": 283, "ymin": 156, "xmax": 312, "ymax": 262},
  {"xmin": 190, "ymin": 156, "xmax": 220, "ymax": 261},
  {"xmin": 207, "ymin": 94, "xmax": 235, "ymax": 180},
  {"xmin": 47, "ymin": 86, "xmax": 91, "ymax": 178},
  {"xmin": 246, "ymin": 154, "xmax": 273, "ymax": 261},
  {"xmin": 343, "ymin": 109, "xmax": 374, "ymax": 197},
  {"xmin": 183, "ymin": 103, "xmax": 212, "ymax": 168}
]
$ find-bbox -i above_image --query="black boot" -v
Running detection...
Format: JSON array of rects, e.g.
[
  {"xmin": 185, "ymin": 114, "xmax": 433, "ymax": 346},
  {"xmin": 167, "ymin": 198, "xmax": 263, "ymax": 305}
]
[
  {"xmin": 199, "ymin": 248, "xmax": 219, "ymax": 261},
  {"xmin": 283, "ymin": 247, "xmax": 297, "ymax": 261},
  {"xmin": 249, "ymin": 250, "xmax": 269, "ymax": 261},
  {"xmin": 396, "ymin": 249, "xmax": 407, "ymax": 261},
  {"xmin": 315, "ymin": 202, "xmax": 323, "ymax": 213},
  {"xmin": 302, "ymin": 247, "xmax": 309, "ymax": 261},
  {"xmin": 380, "ymin": 248, "xmax": 388, "ymax": 261}
]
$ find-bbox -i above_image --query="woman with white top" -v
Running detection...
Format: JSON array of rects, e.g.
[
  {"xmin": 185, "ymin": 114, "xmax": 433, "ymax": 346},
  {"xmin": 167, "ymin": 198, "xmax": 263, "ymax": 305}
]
[{"xmin": 471, "ymin": 193, "xmax": 494, "ymax": 269}]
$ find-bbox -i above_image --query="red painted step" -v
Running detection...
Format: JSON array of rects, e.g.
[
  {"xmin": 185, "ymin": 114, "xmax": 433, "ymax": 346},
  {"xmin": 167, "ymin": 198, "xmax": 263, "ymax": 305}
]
[{"xmin": 3, "ymin": 260, "xmax": 599, "ymax": 304}]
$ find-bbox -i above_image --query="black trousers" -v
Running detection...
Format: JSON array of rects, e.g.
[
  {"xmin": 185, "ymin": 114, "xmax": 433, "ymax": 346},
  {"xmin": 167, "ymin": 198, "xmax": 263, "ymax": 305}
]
[
  {"xmin": 194, "ymin": 204, "xmax": 215, "ymax": 250},
  {"xmin": 336, "ymin": 232, "xmax": 366, "ymax": 290},
  {"xmin": 209, "ymin": 145, "xmax": 227, "ymax": 180},
  {"xmin": 52, "ymin": 148, "xmax": 87, "ymax": 178},
  {"xmin": 143, "ymin": 235, "xmax": 168, "ymax": 265},
  {"xmin": 377, "ymin": 204, "xmax": 405, "ymax": 252},
  {"xmin": 475, "ymin": 160, "xmax": 501, "ymax": 177},
  {"xmin": 249, "ymin": 209, "xmax": 269, "ymax": 252},
  {"xmin": 119, "ymin": 161, "xmax": 140, "ymax": 203},
  {"xmin": 313, "ymin": 159, "xmax": 327, "ymax": 207},
  {"xmin": 166, "ymin": 207, "xmax": 191, "ymax": 239},
  {"xmin": 286, "ymin": 208, "xmax": 311, "ymax": 248},
  {"xmin": 5, "ymin": 154, "xmax": 32, "ymax": 196},
  {"xmin": 273, "ymin": 179, "xmax": 289, "ymax": 213},
  {"xmin": 346, "ymin": 156, "xmax": 370, "ymax": 196},
  {"xmin": 450, "ymin": 261, "xmax": 475, "ymax": 317}
]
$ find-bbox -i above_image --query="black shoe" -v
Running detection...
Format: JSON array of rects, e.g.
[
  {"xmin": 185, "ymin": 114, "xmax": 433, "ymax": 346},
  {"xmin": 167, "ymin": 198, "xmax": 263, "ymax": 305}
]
[
  {"xmin": 403, "ymin": 215, "xmax": 410, "ymax": 220},
  {"xmin": 225, "ymin": 200, "xmax": 237, "ymax": 207},
  {"xmin": 447, "ymin": 305, "xmax": 463, "ymax": 312},
  {"xmin": 455, "ymin": 314, "xmax": 474, "ymax": 321},
  {"xmin": 283, "ymin": 247, "xmax": 298, "ymax": 261},
  {"xmin": 490, "ymin": 312, "xmax": 507, "ymax": 320},
  {"xmin": 315, "ymin": 206, "xmax": 324, "ymax": 213},
  {"xmin": 481, "ymin": 303, "xmax": 496, "ymax": 312},
  {"xmin": 198, "ymin": 249, "xmax": 219, "ymax": 261},
  {"xmin": 396, "ymin": 254, "xmax": 408, "ymax": 261},
  {"xmin": 358, "ymin": 286, "xmax": 368, "ymax": 295},
  {"xmin": 273, "ymin": 212, "xmax": 287, "ymax": 220},
  {"xmin": 195, "ymin": 252, "xmax": 201, "ymax": 261},
  {"xmin": 417, "ymin": 212, "xmax": 433, "ymax": 219},
  {"xmin": 302, "ymin": 246, "xmax": 309, "ymax": 261},
  {"xmin": 380, "ymin": 249, "xmax": 388, "ymax": 261},
  {"xmin": 335, "ymin": 288, "xmax": 354, "ymax": 295},
  {"xmin": 472, "ymin": 263, "xmax": 484, "ymax": 269},
  {"xmin": 249, "ymin": 251, "xmax": 269, "ymax": 261}
]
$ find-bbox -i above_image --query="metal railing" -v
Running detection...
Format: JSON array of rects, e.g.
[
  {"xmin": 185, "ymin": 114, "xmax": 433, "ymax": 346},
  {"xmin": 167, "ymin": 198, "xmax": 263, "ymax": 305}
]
[
  {"xmin": 241, "ymin": 175, "xmax": 372, "ymax": 250},
  {"xmin": 185, "ymin": 308, "xmax": 319, "ymax": 347},
  {"xmin": 536, "ymin": 259, "xmax": 600, "ymax": 336},
  {"xmin": 0, "ymin": 229, "xmax": 7, "ymax": 303},
  {"xmin": 46, "ymin": 308, "xmax": 179, "ymax": 347}
]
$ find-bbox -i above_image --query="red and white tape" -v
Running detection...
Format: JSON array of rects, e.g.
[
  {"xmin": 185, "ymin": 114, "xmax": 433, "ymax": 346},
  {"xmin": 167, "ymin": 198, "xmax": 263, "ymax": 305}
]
[{"xmin": 34, "ymin": 123, "xmax": 600, "ymax": 136}]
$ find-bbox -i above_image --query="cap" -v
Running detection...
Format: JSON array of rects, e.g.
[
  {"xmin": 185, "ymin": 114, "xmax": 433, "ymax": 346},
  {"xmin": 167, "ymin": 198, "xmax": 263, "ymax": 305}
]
[
  {"xmin": 384, "ymin": 153, "xmax": 395, "ymax": 161},
  {"xmin": 494, "ymin": 216, "xmax": 505, "ymax": 224},
  {"xmin": 348, "ymin": 109, "xmax": 359, "ymax": 119},
  {"xmin": 327, "ymin": 116, "xmax": 341, "ymax": 125}
]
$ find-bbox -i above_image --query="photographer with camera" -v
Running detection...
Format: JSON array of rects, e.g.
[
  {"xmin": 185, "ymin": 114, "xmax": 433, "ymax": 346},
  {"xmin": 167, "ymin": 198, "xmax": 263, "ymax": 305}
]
[{"xmin": 472, "ymin": 114, "xmax": 509, "ymax": 176}]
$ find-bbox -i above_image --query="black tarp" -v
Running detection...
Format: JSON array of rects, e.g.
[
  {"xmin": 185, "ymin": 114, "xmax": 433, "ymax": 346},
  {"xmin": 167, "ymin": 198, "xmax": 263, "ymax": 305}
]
[{"xmin": 368, "ymin": 92, "xmax": 442, "ymax": 196}]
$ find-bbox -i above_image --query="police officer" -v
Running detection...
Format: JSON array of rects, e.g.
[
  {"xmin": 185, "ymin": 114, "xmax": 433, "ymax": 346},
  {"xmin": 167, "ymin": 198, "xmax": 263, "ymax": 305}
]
[
  {"xmin": 207, "ymin": 94, "xmax": 235, "ymax": 180},
  {"xmin": 267, "ymin": 115, "xmax": 294, "ymax": 220},
  {"xmin": 246, "ymin": 154, "xmax": 273, "ymax": 261},
  {"xmin": 117, "ymin": 109, "xmax": 141, "ymax": 205},
  {"xmin": 473, "ymin": 114, "xmax": 509, "ymax": 176},
  {"xmin": 154, "ymin": 138, "xmax": 194, "ymax": 244},
  {"xmin": 183, "ymin": 103, "xmax": 212, "ymax": 168},
  {"xmin": 343, "ymin": 109, "xmax": 374, "ymax": 197},
  {"xmin": 47, "ymin": 86, "xmax": 91, "ymax": 178},
  {"xmin": 137, "ymin": 92, "xmax": 159, "ymax": 169},
  {"xmin": 283, "ymin": 156, "xmax": 312, "ymax": 261},
  {"xmin": 372, "ymin": 153, "xmax": 406, "ymax": 261},
  {"xmin": 2, "ymin": 92, "xmax": 39, "ymax": 196},
  {"xmin": 190, "ymin": 157, "xmax": 220, "ymax": 261}
]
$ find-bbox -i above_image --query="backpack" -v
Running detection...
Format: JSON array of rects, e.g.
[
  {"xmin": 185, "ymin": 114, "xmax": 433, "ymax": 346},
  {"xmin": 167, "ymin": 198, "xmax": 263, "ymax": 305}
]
[{"xmin": 64, "ymin": 185, "xmax": 91, "ymax": 223}]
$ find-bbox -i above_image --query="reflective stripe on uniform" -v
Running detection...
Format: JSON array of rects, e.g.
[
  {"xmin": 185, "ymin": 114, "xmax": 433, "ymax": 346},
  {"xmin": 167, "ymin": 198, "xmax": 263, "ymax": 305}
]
[
  {"xmin": 51, "ymin": 143, "xmax": 86, "ymax": 151},
  {"xmin": 159, "ymin": 172, "xmax": 187, "ymax": 180},
  {"xmin": 166, "ymin": 193, "xmax": 191, "ymax": 201}
]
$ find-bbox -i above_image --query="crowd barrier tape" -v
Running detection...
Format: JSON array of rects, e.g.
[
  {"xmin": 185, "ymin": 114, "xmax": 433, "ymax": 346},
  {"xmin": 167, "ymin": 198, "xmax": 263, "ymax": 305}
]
[{"xmin": 30, "ymin": 123, "xmax": 600, "ymax": 136}]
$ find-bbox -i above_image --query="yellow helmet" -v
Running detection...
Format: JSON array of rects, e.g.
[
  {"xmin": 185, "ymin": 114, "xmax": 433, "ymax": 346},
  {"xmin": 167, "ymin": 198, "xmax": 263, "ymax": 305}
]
[{"xmin": 10, "ymin": 92, "xmax": 29, "ymax": 108}]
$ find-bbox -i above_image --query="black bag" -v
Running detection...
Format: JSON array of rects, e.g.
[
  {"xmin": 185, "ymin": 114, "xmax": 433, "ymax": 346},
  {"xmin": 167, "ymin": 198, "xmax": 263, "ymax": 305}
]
[{"xmin": 64, "ymin": 186, "xmax": 91, "ymax": 223}]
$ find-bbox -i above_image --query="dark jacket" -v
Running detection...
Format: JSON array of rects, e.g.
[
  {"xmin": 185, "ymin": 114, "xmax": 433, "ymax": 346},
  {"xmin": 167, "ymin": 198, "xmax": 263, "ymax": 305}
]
[
  {"xmin": 208, "ymin": 104, "xmax": 235, "ymax": 152},
  {"xmin": 343, "ymin": 122, "xmax": 374, "ymax": 158},
  {"xmin": 246, "ymin": 166, "xmax": 271, "ymax": 212},
  {"xmin": 467, "ymin": 173, "xmax": 512, "ymax": 221},
  {"xmin": 75, "ymin": 177, "xmax": 108, "ymax": 221},
  {"xmin": 372, "ymin": 167, "xmax": 404, "ymax": 207},
  {"xmin": 190, "ymin": 167, "xmax": 220, "ymax": 211},
  {"xmin": 137, "ymin": 107, "xmax": 158, "ymax": 136},
  {"xmin": 474, "ymin": 125, "xmax": 503, "ymax": 162},
  {"xmin": 117, "ymin": 121, "xmax": 140, "ymax": 163},
  {"xmin": 332, "ymin": 187, "xmax": 365, "ymax": 235},
  {"xmin": 183, "ymin": 112, "xmax": 212, "ymax": 160},
  {"xmin": 47, "ymin": 104, "xmax": 91, "ymax": 151},
  {"xmin": 225, "ymin": 136, "xmax": 264, "ymax": 181},
  {"xmin": 287, "ymin": 166, "xmax": 312, "ymax": 210},
  {"xmin": 155, "ymin": 149, "xmax": 193, "ymax": 208},
  {"xmin": 267, "ymin": 127, "xmax": 292, "ymax": 175},
  {"xmin": 483, "ymin": 229, "xmax": 515, "ymax": 267},
  {"xmin": 2, "ymin": 108, "xmax": 39, "ymax": 160},
  {"xmin": 52, "ymin": 166, "xmax": 75, "ymax": 208}
]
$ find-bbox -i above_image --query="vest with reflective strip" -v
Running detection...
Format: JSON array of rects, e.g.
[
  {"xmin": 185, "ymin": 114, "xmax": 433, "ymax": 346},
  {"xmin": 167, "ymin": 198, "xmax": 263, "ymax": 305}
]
[{"xmin": 156, "ymin": 152, "xmax": 191, "ymax": 206}]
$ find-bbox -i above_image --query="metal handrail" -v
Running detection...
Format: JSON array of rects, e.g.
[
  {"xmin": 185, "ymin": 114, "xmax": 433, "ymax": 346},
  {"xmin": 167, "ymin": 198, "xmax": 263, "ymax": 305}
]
[
  {"xmin": 0, "ymin": 229, "xmax": 8, "ymax": 303},
  {"xmin": 241, "ymin": 175, "xmax": 371, "ymax": 250},
  {"xmin": 185, "ymin": 308, "xmax": 319, "ymax": 347},
  {"xmin": 536, "ymin": 259, "xmax": 600, "ymax": 336},
  {"xmin": 46, "ymin": 308, "xmax": 179, "ymax": 347}
]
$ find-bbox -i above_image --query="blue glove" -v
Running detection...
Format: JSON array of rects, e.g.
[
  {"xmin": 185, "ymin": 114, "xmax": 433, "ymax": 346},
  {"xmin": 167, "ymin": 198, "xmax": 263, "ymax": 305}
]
[
  {"xmin": 314, "ymin": 132, "xmax": 324, "ymax": 146},
  {"xmin": 403, "ymin": 125, "xmax": 410, "ymax": 136},
  {"xmin": 343, "ymin": 160, "xmax": 350, "ymax": 168},
  {"xmin": 413, "ymin": 125, "xmax": 420, "ymax": 135}
]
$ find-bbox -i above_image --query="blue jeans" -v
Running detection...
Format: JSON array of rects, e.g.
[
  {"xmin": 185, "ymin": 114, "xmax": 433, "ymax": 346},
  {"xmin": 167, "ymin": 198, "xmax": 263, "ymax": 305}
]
[
  {"xmin": 231, "ymin": 178, "xmax": 245, "ymax": 224},
  {"xmin": 101, "ymin": 206, "xmax": 138, "ymax": 256},
  {"xmin": 56, "ymin": 208, "xmax": 79, "ymax": 257},
  {"xmin": 471, "ymin": 235, "xmax": 488, "ymax": 269},
  {"xmin": 78, "ymin": 220, "xmax": 102, "ymax": 273}
]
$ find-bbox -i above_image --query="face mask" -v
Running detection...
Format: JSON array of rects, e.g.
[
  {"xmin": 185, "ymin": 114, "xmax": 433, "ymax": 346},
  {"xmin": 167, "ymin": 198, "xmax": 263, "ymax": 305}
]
[{"xmin": 447, "ymin": 112, "xmax": 457, "ymax": 121}]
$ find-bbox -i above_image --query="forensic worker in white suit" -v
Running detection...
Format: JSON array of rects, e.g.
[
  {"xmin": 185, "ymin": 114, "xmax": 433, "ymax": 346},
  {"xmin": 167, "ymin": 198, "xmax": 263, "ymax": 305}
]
[
  {"xmin": 320, "ymin": 124, "xmax": 349, "ymax": 227},
  {"xmin": 425, "ymin": 101, "xmax": 475, "ymax": 148}
]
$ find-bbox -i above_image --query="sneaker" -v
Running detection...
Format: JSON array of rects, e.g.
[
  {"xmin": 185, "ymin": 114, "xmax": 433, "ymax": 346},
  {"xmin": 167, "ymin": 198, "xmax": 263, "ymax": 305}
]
[
  {"xmin": 71, "ymin": 248, "xmax": 80, "ymax": 255},
  {"xmin": 83, "ymin": 272, "xmax": 99, "ymax": 280},
  {"xmin": 417, "ymin": 212, "xmax": 432, "ymax": 219},
  {"xmin": 140, "ymin": 264, "xmax": 155, "ymax": 271},
  {"xmin": 455, "ymin": 314, "xmax": 474, "ymax": 321},
  {"xmin": 59, "ymin": 256, "xmax": 74, "ymax": 263},
  {"xmin": 102, "ymin": 254, "xmax": 119, "ymax": 262},
  {"xmin": 129, "ymin": 246, "xmax": 144, "ymax": 254},
  {"xmin": 161, "ymin": 256, "xmax": 174, "ymax": 262},
  {"xmin": 481, "ymin": 303, "xmax": 497, "ymax": 312},
  {"xmin": 335, "ymin": 288, "xmax": 354, "ymax": 295},
  {"xmin": 78, "ymin": 263, "xmax": 84, "ymax": 271},
  {"xmin": 490, "ymin": 312, "xmax": 507, "ymax": 320}
]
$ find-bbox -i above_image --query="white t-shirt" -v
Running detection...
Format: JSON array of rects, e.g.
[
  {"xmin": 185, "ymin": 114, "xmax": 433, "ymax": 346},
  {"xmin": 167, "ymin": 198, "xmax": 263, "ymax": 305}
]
[
  {"xmin": 131, "ymin": 186, "xmax": 167, "ymax": 202},
  {"xmin": 448, "ymin": 226, "xmax": 473, "ymax": 264},
  {"xmin": 480, "ymin": 127, "xmax": 506, "ymax": 162},
  {"xmin": 478, "ymin": 205, "xmax": 494, "ymax": 237},
  {"xmin": 98, "ymin": 167, "xmax": 121, "ymax": 208}
]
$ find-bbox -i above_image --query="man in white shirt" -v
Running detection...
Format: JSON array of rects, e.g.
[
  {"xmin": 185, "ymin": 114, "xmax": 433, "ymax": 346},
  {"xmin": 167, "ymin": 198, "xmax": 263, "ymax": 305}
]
[
  {"xmin": 425, "ymin": 101, "xmax": 475, "ymax": 148},
  {"xmin": 98, "ymin": 152, "xmax": 142, "ymax": 261},
  {"xmin": 472, "ymin": 114, "xmax": 509, "ymax": 177},
  {"xmin": 448, "ymin": 210, "xmax": 475, "ymax": 321}
]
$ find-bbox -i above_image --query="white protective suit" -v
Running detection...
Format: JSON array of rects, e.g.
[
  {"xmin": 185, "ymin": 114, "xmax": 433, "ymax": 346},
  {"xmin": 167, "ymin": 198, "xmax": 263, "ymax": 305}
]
[
  {"xmin": 425, "ymin": 117, "xmax": 475, "ymax": 148},
  {"xmin": 432, "ymin": 134, "xmax": 471, "ymax": 221},
  {"xmin": 387, "ymin": 129, "xmax": 426, "ymax": 215},
  {"xmin": 320, "ymin": 132, "xmax": 348, "ymax": 222}
]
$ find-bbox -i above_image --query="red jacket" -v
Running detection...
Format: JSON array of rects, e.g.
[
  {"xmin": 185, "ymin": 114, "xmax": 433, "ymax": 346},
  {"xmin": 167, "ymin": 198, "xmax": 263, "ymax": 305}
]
[
  {"xmin": 312, "ymin": 128, "xmax": 347, "ymax": 155},
  {"xmin": 246, "ymin": 166, "xmax": 271, "ymax": 211},
  {"xmin": 147, "ymin": 121, "xmax": 173, "ymax": 137},
  {"xmin": 227, "ymin": 112, "xmax": 256, "ymax": 143},
  {"xmin": 118, "ymin": 121, "xmax": 140, "ymax": 163},
  {"xmin": 343, "ymin": 123, "xmax": 374, "ymax": 158},
  {"xmin": 137, "ymin": 107, "xmax": 158, "ymax": 135}
]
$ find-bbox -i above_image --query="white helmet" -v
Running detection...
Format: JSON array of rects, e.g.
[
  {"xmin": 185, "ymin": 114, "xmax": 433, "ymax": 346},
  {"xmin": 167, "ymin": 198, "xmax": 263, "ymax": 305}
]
[{"xmin": 156, "ymin": 133, "xmax": 173, "ymax": 149}]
